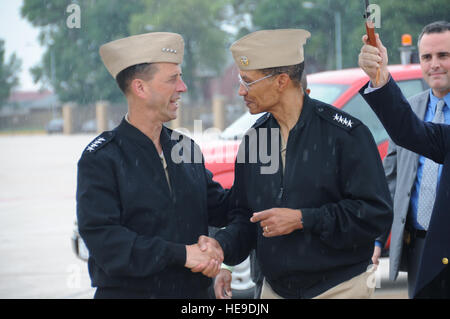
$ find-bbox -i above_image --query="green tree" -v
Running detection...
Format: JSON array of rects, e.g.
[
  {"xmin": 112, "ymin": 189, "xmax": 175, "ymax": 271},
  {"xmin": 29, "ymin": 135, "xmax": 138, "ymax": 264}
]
[
  {"xmin": 0, "ymin": 39, "xmax": 21, "ymax": 107},
  {"xmin": 238, "ymin": 0, "xmax": 450, "ymax": 71},
  {"xmin": 361, "ymin": 0, "xmax": 450, "ymax": 65},
  {"xmin": 22, "ymin": 0, "xmax": 144, "ymax": 105},
  {"xmin": 129, "ymin": 0, "xmax": 232, "ymax": 100},
  {"xmin": 240, "ymin": 0, "xmax": 364, "ymax": 71},
  {"xmin": 21, "ymin": 0, "xmax": 450, "ymax": 106}
]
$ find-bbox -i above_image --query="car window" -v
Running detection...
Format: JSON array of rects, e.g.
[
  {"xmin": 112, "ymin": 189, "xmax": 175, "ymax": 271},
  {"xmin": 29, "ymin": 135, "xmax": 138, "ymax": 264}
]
[
  {"xmin": 342, "ymin": 79, "xmax": 424, "ymax": 144},
  {"xmin": 307, "ymin": 83, "xmax": 350, "ymax": 104},
  {"xmin": 341, "ymin": 94, "xmax": 388, "ymax": 144},
  {"xmin": 397, "ymin": 79, "xmax": 425, "ymax": 98},
  {"xmin": 220, "ymin": 112, "xmax": 264, "ymax": 140},
  {"xmin": 219, "ymin": 80, "xmax": 424, "ymax": 143}
]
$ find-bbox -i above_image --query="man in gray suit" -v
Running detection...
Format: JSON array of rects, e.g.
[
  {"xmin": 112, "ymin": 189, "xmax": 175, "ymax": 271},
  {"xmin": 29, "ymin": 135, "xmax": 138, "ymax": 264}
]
[{"xmin": 372, "ymin": 21, "xmax": 450, "ymax": 298}]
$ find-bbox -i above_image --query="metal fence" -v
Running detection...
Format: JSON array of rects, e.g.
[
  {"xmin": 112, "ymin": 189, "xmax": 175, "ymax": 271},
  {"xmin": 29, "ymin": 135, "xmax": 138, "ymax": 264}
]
[{"xmin": 0, "ymin": 98, "xmax": 246, "ymax": 134}]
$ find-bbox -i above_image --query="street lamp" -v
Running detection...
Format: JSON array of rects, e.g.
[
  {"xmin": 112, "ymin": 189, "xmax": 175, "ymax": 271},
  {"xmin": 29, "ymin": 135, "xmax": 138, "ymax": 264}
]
[
  {"xmin": 334, "ymin": 11, "xmax": 342, "ymax": 69},
  {"xmin": 302, "ymin": 1, "xmax": 342, "ymax": 70}
]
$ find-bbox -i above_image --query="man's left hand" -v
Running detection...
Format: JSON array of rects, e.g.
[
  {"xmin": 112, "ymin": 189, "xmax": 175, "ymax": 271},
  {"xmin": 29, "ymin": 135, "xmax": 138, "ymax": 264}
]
[
  {"xmin": 190, "ymin": 236, "xmax": 224, "ymax": 277},
  {"xmin": 250, "ymin": 208, "xmax": 303, "ymax": 237}
]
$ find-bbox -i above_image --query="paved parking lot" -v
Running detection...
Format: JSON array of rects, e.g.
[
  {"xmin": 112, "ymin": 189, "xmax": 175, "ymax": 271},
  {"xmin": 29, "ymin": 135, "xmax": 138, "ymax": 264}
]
[
  {"xmin": 0, "ymin": 134, "xmax": 95, "ymax": 298},
  {"xmin": 0, "ymin": 134, "xmax": 407, "ymax": 299}
]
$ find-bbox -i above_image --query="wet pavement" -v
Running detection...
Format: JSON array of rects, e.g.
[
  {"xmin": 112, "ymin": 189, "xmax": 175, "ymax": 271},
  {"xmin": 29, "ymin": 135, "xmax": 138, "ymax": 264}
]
[{"xmin": 0, "ymin": 134, "xmax": 407, "ymax": 299}]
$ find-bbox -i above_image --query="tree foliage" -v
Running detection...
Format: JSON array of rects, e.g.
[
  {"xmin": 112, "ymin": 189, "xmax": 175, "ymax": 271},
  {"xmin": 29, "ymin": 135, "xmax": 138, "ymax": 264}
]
[
  {"xmin": 129, "ymin": 0, "xmax": 231, "ymax": 100},
  {"xmin": 365, "ymin": 0, "xmax": 450, "ymax": 64},
  {"xmin": 0, "ymin": 39, "xmax": 21, "ymax": 107},
  {"xmin": 21, "ymin": 0, "xmax": 450, "ymax": 104},
  {"xmin": 22, "ymin": 0, "xmax": 232, "ymax": 104},
  {"xmin": 244, "ymin": 0, "xmax": 450, "ymax": 72},
  {"xmin": 22, "ymin": 0, "xmax": 144, "ymax": 105}
]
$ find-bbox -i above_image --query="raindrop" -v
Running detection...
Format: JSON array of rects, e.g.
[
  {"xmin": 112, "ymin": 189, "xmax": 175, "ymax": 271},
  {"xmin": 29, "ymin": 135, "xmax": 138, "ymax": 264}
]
[
  {"xmin": 303, "ymin": 150, "xmax": 309, "ymax": 162},
  {"xmin": 328, "ymin": 136, "xmax": 333, "ymax": 145}
]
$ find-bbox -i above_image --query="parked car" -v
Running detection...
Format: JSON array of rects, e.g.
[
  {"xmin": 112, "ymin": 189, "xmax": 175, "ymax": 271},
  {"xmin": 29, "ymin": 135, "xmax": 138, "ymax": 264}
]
[
  {"xmin": 71, "ymin": 221, "xmax": 88, "ymax": 261},
  {"xmin": 46, "ymin": 118, "xmax": 64, "ymax": 134},
  {"xmin": 80, "ymin": 119, "xmax": 115, "ymax": 133},
  {"xmin": 202, "ymin": 64, "xmax": 427, "ymax": 189}
]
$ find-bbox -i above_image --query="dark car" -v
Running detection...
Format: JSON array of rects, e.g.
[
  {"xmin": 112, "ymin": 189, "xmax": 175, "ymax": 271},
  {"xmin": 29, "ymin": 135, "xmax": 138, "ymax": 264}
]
[{"xmin": 46, "ymin": 118, "xmax": 64, "ymax": 134}]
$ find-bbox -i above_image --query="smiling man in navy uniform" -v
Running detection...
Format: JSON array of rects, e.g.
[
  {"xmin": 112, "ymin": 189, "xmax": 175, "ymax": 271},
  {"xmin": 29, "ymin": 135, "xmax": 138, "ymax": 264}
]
[
  {"xmin": 210, "ymin": 29, "xmax": 393, "ymax": 299},
  {"xmin": 76, "ymin": 32, "xmax": 238, "ymax": 299}
]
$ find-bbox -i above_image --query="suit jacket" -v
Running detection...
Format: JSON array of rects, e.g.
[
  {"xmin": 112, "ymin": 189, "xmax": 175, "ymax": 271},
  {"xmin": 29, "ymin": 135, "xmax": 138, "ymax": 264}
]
[
  {"xmin": 360, "ymin": 78, "xmax": 450, "ymax": 298},
  {"xmin": 382, "ymin": 89, "xmax": 429, "ymax": 281}
]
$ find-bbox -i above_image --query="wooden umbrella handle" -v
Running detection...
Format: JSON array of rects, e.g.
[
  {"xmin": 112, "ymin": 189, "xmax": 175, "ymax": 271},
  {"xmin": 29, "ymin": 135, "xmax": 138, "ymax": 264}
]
[{"xmin": 365, "ymin": 21, "xmax": 380, "ymax": 85}]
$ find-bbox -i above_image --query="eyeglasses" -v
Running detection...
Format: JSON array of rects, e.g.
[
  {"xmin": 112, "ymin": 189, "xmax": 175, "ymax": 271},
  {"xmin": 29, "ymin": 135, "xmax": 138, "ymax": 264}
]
[{"xmin": 238, "ymin": 73, "xmax": 274, "ymax": 92}]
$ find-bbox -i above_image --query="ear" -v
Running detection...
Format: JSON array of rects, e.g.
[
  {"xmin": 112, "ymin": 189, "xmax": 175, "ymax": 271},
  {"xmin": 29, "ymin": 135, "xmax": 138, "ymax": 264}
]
[
  {"xmin": 276, "ymin": 73, "xmax": 291, "ymax": 91},
  {"xmin": 129, "ymin": 78, "xmax": 148, "ymax": 99}
]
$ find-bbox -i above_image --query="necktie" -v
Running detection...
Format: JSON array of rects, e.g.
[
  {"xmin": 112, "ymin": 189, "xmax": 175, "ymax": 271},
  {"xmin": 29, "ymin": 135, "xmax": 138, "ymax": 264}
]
[{"xmin": 417, "ymin": 99, "xmax": 446, "ymax": 230}]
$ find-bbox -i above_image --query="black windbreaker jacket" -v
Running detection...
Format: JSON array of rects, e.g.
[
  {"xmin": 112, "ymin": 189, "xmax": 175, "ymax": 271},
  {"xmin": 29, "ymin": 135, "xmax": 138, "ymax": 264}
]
[
  {"xmin": 77, "ymin": 119, "xmax": 235, "ymax": 298},
  {"xmin": 216, "ymin": 93, "xmax": 393, "ymax": 298}
]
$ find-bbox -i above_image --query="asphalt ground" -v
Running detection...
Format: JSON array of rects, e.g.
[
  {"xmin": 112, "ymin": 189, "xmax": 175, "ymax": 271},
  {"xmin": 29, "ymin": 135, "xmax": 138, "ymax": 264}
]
[{"xmin": 0, "ymin": 134, "xmax": 407, "ymax": 299}]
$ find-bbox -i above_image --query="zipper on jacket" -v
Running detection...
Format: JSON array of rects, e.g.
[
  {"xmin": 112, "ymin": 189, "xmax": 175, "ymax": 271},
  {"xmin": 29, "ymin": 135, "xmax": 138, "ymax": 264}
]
[
  {"xmin": 278, "ymin": 132, "xmax": 285, "ymax": 206},
  {"xmin": 277, "ymin": 187, "xmax": 284, "ymax": 204}
]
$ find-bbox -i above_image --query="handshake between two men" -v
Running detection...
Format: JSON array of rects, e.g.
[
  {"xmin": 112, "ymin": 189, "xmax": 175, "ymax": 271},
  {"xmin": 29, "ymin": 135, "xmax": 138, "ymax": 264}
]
[
  {"xmin": 185, "ymin": 235, "xmax": 224, "ymax": 278},
  {"xmin": 184, "ymin": 208, "xmax": 305, "ymax": 278}
]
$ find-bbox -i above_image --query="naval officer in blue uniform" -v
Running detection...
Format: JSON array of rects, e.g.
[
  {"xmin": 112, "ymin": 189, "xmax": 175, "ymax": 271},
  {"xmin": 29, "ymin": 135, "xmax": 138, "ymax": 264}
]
[{"xmin": 76, "ymin": 32, "xmax": 240, "ymax": 298}]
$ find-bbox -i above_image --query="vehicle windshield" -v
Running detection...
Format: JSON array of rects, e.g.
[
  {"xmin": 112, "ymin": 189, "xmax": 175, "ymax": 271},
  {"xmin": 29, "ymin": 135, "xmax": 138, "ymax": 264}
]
[
  {"xmin": 220, "ymin": 112, "xmax": 264, "ymax": 140},
  {"xmin": 219, "ymin": 83, "xmax": 350, "ymax": 141},
  {"xmin": 307, "ymin": 83, "xmax": 350, "ymax": 104}
]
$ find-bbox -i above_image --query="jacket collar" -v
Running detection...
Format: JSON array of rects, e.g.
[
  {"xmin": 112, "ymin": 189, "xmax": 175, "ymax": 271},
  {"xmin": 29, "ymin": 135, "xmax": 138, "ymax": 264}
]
[
  {"xmin": 116, "ymin": 117, "xmax": 175, "ymax": 153},
  {"xmin": 265, "ymin": 92, "xmax": 314, "ymax": 131}
]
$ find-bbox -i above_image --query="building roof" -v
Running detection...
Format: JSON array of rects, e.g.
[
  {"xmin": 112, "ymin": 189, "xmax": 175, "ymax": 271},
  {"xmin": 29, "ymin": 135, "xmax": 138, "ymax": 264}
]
[{"xmin": 4, "ymin": 90, "xmax": 59, "ymax": 111}]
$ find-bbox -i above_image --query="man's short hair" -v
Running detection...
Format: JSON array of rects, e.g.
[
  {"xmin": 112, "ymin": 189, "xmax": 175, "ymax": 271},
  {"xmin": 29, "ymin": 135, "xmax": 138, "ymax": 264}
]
[
  {"xmin": 418, "ymin": 21, "xmax": 450, "ymax": 45},
  {"xmin": 115, "ymin": 63, "xmax": 158, "ymax": 94},
  {"xmin": 260, "ymin": 62, "xmax": 305, "ymax": 88}
]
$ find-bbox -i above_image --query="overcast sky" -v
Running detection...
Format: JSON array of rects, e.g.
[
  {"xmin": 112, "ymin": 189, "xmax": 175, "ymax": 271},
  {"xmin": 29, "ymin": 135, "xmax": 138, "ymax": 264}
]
[{"xmin": 0, "ymin": 0, "xmax": 45, "ymax": 91}]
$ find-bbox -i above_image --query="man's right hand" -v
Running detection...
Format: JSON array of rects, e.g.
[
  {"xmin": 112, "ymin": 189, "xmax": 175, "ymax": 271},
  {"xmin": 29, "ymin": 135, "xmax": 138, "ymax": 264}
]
[
  {"xmin": 358, "ymin": 33, "xmax": 390, "ymax": 88},
  {"xmin": 371, "ymin": 244, "xmax": 382, "ymax": 270},
  {"xmin": 214, "ymin": 269, "xmax": 232, "ymax": 299},
  {"xmin": 185, "ymin": 236, "xmax": 224, "ymax": 278}
]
